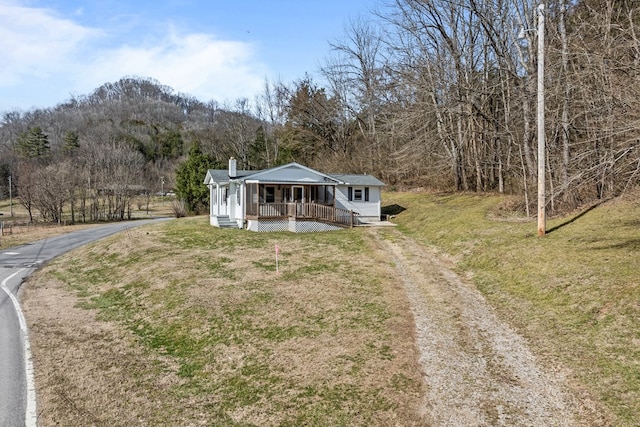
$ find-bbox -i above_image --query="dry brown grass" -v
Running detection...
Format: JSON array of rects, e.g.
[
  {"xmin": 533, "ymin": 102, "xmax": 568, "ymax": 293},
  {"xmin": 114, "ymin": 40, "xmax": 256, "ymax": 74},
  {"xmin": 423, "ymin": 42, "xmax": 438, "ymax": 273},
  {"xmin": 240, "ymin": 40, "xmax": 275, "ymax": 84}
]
[{"xmin": 23, "ymin": 217, "xmax": 426, "ymax": 426}]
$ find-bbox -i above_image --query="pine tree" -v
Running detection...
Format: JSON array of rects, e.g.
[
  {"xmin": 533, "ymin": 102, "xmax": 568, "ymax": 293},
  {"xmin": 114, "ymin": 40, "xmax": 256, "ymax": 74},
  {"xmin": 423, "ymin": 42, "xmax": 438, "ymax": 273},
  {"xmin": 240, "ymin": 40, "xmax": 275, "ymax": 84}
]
[
  {"xmin": 16, "ymin": 126, "xmax": 51, "ymax": 159},
  {"xmin": 62, "ymin": 130, "xmax": 80, "ymax": 155},
  {"xmin": 175, "ymin": 142, "xmax": 216, "ymax": 214}
]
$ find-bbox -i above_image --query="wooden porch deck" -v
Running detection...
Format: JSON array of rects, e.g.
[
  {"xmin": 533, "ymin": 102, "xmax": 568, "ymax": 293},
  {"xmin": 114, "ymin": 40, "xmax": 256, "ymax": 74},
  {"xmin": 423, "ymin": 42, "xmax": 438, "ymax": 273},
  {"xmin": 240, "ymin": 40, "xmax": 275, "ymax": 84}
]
[{"xmin": 246, "ymin": 202, "xmax": 355, "ymax": 228}]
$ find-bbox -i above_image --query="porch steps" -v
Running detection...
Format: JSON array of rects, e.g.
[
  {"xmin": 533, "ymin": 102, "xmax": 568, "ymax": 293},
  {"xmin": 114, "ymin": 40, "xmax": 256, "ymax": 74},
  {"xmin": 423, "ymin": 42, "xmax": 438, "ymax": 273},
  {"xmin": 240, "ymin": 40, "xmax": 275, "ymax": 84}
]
[{"xmin": 216, "ymin": 216, "xmax": 239, "ymax": 229}]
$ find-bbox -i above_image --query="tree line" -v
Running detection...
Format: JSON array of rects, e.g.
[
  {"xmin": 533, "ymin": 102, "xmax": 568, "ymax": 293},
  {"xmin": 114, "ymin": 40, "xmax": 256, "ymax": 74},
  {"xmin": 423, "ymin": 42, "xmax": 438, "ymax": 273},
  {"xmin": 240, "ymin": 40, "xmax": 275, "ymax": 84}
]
[
  {"xmin": 1, "ymin": 0, "xmax": 639, "ymax": 221},
  {"xmin": 316, "ymin": 0, "xmax": 640, "ymax": 214}
]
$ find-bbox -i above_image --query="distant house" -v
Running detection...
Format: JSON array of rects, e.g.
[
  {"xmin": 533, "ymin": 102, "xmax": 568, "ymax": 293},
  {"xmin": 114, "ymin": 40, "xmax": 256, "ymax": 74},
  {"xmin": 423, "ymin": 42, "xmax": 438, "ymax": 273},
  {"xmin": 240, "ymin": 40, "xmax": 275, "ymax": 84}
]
[{"xmin": 204, "ymin": 159, "xmax": 386, "ymax": 232}]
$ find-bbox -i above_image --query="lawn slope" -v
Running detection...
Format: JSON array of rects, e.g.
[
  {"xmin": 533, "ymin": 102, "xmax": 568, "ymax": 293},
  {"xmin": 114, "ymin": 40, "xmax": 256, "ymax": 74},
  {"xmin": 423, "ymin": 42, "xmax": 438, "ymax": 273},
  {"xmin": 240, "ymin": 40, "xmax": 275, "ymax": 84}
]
[
  {"xmin": 23, "ymin": 218, "xmax": 424, "ymax": 426},
  {"xmin": 384, "ymin": 190, "xmax": 640, "ymax": 425}
]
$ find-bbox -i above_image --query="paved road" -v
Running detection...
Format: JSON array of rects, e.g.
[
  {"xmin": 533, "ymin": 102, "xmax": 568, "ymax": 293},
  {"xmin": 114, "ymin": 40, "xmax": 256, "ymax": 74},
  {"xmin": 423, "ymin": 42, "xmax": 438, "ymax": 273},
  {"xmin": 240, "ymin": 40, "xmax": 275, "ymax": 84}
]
[{"xmin": 0, "ymin": 219, "xmax": 164, "ymax": 427}]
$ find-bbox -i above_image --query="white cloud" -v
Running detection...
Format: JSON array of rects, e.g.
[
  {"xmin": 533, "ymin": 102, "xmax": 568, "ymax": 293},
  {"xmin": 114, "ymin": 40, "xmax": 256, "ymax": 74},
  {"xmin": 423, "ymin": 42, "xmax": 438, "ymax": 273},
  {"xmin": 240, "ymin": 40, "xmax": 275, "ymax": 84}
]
[
  {"xmin": 83, "ymin": 30, "xmax": 268, "ymax": 103},
  {"xmin": 0, "ymin": 1, "xmax": 269, "ymax": 110},
  {"xmin": 0, "ymin": 2, "xmax": 99, "ymax": 85}
]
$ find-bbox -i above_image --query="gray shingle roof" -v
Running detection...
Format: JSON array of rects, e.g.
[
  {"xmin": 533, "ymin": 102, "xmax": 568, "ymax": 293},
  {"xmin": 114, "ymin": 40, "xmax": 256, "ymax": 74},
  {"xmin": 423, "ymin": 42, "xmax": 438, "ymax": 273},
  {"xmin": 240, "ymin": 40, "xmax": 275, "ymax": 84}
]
[
  {"xmin": 328, "ymin": 174, "xmax": 386, "ymax": 187},
  {"xmin": 206, "ymin": 164, "xmax": 385, "ymax": 187},
  {"xmin": 206, "ymin": 169, "xmax": 263, "ymax": 183}
]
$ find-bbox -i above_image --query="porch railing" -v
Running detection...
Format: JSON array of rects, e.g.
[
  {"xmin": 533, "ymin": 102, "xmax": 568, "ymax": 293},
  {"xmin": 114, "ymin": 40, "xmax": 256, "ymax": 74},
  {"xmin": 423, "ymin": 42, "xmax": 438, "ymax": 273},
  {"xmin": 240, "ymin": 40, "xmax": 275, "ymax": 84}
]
[{"xmin": 250, "ymin": 202, "xmax": 355, "ymax": 228}]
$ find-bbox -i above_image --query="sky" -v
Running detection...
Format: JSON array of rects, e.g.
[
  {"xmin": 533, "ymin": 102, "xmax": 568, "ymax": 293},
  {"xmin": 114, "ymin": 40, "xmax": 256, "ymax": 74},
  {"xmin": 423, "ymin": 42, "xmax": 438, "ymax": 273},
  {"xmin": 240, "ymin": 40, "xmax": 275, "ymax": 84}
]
[{"xmin": 0, "ymin": 0, "xmax": 379, "ymax": 114}]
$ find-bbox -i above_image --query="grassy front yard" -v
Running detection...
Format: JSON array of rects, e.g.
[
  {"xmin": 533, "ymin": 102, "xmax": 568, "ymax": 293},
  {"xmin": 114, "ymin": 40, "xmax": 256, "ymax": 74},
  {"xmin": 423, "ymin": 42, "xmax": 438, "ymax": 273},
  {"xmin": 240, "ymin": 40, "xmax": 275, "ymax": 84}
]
[{"xmin": 24, "ymin": 218, "xmax": 424, "ymax": 426}]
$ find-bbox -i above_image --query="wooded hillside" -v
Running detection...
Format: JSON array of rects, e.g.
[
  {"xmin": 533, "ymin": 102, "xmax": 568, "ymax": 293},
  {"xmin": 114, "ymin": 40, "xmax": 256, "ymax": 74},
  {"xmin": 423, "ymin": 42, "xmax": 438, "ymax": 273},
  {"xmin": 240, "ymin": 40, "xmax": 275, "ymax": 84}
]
[{"xmin": 1, "ymin": 0, "xmax": 639, "ymax": 221}]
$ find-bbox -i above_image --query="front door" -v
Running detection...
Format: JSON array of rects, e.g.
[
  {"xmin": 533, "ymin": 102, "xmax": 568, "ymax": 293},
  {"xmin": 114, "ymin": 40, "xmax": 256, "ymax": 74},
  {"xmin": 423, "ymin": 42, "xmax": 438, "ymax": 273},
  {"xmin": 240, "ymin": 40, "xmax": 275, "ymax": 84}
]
[
  {"xmin": 292, "ymin": 186, "xmax": 304, "ymax": 216},
  {"xmin": 221, "ymin": 187, "xmax": 229, "ymax": 216},
  {"xmin": 292, "ymin": 186, "xmax": 304, "ymax": 203}
]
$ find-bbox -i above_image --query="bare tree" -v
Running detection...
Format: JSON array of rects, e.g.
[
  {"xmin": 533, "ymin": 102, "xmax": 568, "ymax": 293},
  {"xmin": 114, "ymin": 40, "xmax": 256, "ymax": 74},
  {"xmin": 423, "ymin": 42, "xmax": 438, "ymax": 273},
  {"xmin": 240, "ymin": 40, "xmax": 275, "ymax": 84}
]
[
  {"xmin": 324, "ymin": 17, "xmax": 389, "ymax": 173},
  {"xmin": 16, "ymin": 161, "xmax": 38, "ymax": 222},
  {"xmin": 254, "ymin": 78, "xmax": 290, "ymax": 167},
  {"xmin": 33, "ymin": 164, "xmax": 67, "ymax": 223}
]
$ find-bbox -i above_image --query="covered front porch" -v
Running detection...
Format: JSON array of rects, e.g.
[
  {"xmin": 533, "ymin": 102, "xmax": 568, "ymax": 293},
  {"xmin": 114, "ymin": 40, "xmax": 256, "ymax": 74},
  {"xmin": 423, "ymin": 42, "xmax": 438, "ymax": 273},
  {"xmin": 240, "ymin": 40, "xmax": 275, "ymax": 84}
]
[{"xmin": 244, "ymin": 182, "xmax": 355, "ymax": 229}]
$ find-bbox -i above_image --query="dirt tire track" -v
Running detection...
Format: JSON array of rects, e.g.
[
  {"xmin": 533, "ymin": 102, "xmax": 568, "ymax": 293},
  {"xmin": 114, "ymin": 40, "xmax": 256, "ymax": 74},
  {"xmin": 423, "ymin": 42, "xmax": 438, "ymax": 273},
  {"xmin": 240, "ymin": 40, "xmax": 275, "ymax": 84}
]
[{"xmin": 370, "ymin": 227, "xmax": 582, "ymax": 426}]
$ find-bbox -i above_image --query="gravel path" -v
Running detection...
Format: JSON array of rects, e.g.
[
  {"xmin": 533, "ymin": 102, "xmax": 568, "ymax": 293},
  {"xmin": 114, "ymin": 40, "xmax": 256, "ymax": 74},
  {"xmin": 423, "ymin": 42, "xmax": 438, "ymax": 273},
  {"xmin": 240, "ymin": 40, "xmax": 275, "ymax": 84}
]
[{"xmin": 370, "ymin": 228, "xmax": 583, "ymax": 427}]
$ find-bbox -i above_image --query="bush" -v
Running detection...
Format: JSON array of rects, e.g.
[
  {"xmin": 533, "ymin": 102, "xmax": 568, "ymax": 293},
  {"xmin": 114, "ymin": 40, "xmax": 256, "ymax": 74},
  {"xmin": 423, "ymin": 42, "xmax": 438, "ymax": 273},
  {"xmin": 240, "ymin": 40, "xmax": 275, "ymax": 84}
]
[{"xmin": 172, "ymin": 200, "xmax": 187, "ymax": 218}]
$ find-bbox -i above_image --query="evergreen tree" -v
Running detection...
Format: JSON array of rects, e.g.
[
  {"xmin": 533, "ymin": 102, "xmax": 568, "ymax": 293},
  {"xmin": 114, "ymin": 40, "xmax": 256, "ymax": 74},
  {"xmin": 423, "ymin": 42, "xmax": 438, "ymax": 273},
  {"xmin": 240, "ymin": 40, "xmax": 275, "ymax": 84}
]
[
  {"xmin": 15, "ymin": 127, "xmax": 51, "ymax": 159},
  {"xmin": 175, "ymin": 142, "xmax": 216, "ymax": 214},
  {"xmin": 248, "ymin": 126, "xmax": 268, "ymax": 169},
  {"xmin": 62, "ymin": 130, "xmax": 80, "ymax": 155},
  {"xmin": 158, "ymin": 129, "xmax": 184, "ymax": 159}
]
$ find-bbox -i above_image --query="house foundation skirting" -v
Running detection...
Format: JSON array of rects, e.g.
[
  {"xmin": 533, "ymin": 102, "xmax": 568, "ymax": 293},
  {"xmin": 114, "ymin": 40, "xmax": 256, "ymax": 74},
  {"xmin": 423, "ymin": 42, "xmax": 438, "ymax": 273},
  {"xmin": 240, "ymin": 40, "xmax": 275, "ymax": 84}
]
[{"xmin": 246, "ymin": 218, "xmax": 343, "ymax": 233}]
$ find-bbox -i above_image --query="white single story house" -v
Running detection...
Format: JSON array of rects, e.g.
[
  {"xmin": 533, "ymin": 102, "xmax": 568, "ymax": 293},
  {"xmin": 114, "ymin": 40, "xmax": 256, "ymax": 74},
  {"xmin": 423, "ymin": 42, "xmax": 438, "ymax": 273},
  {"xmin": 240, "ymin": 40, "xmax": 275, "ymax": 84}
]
[{"xmin": 204, "ymin": 159, "xmax": 386, "ymax": 232}]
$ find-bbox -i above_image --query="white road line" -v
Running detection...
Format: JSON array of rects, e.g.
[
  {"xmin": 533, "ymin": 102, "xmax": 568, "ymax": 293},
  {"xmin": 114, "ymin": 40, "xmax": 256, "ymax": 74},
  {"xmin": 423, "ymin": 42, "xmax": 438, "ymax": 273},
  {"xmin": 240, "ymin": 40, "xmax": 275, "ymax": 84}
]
[
  {"xmin": 1, "ymin": 269, "xmax": 37, "ymax": 427},
  {"xmin": 2, "ymin": 252, "xmax": 20, "ymax": 255}
]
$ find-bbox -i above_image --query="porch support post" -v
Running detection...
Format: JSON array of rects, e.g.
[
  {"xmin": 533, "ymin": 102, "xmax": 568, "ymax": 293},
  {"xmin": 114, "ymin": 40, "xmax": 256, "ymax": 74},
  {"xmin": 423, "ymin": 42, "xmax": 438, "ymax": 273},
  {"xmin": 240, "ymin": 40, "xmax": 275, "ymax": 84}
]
[
  {"xmin": 255, "ymin": 184, "xmax": 259, "ymax": 217},
  {"xmin": 241, "ymin": 184, "xmax": 246, "ymax": 226},
  {"xmin": 210, "ymin": 184, "xmax": 214, "ymax": 217},
  {"xmin": 216, "ymin": 184, "xmax": 221, "ymax": 216}
]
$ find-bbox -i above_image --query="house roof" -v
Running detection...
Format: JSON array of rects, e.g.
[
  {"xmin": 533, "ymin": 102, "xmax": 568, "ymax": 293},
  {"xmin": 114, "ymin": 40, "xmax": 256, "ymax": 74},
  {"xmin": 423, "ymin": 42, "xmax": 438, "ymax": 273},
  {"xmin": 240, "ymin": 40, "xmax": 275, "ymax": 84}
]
[
  {"xmin": 205, "ymin": 169, "xmax": 260, "ymax": 184},
  {"xmin": 329, "ymin": 174, "xmax": 386, "ymax": 187},
  {"xmin": 243, "ymin": 162, "xmax": 342, "ymax": 184},
  {"xmin": 204, "ymin": 162, "xmax": 385, "ymax": 187}
]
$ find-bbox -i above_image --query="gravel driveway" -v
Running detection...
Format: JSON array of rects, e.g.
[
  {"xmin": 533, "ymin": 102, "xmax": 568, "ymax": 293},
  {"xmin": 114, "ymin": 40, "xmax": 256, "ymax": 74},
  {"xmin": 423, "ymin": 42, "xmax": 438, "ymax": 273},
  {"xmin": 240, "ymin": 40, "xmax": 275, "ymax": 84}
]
[{"xmin": 370, "ymin": 228, "xmax": 597, "ymax": 426}]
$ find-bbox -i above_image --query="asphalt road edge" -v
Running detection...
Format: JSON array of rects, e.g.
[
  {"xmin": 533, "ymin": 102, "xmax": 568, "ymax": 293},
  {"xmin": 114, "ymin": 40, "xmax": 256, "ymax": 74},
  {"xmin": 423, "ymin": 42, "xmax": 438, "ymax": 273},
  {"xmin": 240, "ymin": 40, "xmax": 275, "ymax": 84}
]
[{"xmin": 2, "ymin": 268, "xmax": 37, "ymax": 427}]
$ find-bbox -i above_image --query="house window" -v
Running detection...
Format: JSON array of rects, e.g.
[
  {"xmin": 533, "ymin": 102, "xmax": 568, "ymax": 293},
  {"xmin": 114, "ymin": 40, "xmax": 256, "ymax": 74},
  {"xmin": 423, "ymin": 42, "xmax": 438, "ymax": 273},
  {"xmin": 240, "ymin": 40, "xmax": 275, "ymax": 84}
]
[
  {"xmin": 348, "ymin": 186, "xmax": 353, "ymax": 201},
  {"xmin": 365, "ymin": 187, "xmax": 370, "ymax": 202},
  {"xmin": 354, "ymin": 188, "xmax": 363, "ymax": 201},
  {"xmin": 265, "ymin": 186, "xmax": 275, "ymax": 203},
  {"xmin": 250, "ymin": 184, "xmax": 259, "ymax": 204}
]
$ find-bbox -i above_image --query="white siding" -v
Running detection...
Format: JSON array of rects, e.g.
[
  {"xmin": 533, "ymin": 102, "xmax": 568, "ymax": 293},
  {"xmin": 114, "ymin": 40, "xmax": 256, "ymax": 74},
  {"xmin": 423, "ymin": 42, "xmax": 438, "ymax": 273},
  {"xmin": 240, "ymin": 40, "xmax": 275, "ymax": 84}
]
[{"xmin": 335, "ymin": 185, "xmax": 381, "ymax": 222}]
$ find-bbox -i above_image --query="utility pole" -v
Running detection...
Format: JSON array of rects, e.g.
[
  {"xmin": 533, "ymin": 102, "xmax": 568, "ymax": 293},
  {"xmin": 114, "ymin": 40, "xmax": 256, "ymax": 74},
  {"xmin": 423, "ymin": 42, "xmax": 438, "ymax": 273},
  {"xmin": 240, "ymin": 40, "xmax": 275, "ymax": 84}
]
[
  {"xmin": 8, "ymin": 175, "xmax": 12, "ymax": 217},
  {"xmin": 161, "ymin": 176, "xmax": 165, "ymax": 207},
  {"xmin": 537, "ymin": 3, "xmax": 546, "ymax": 236}
]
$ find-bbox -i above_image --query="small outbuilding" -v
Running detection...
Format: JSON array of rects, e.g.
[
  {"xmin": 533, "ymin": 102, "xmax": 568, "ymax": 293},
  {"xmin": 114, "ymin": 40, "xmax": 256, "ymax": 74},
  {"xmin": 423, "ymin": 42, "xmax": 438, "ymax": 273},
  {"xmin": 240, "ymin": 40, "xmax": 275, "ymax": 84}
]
[{"xmin": 204, "ymin": 159, "xmax": 386, "ymax": 232}]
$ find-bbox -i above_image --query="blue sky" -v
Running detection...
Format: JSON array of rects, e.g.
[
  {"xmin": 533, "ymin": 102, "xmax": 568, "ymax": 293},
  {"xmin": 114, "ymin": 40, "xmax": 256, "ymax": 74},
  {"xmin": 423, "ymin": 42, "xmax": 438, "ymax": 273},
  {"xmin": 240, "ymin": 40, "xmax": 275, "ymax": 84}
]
[{"xmin": 0, "ymin": 0, "xmax": 380, "ymax": 113}]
